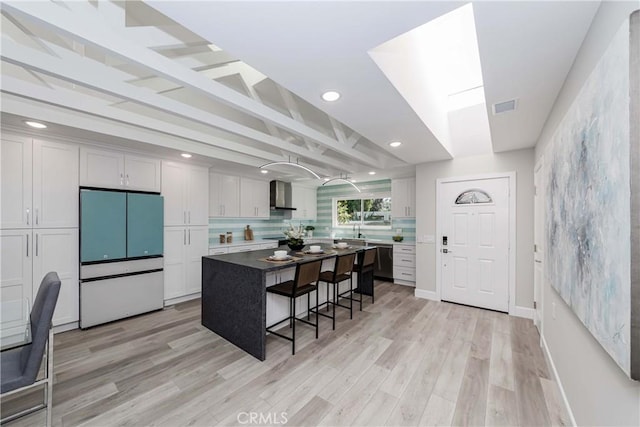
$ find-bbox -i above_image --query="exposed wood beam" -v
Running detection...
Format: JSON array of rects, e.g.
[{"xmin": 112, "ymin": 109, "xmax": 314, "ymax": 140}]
[
  {"xmin": 0, "ymin": 38, "xmax": 358, "ymax": 173},
  {"xmin": 346, "ymin": 131, "xmax": 362, "ymax": 149},
  {"xmin": 328, "ymin": 117, "xmax": 347, "ymax": 144},
  {"xmin": 2, "ymin": 0, "xmax": 382, "ymax": 168},
  {"xmin": 1, "ymin": 93, "xmax": 265, "ymax": 167},
  {"xmin": 0, "ymin": 75, "xmax": 281, "ymax": 162},
  {"xmin": 276, "ymin": 85, "xmax": 321, "ymax": 152}
]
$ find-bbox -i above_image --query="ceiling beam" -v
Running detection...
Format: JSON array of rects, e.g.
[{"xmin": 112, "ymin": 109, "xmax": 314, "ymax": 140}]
[
  {"xmin": 0, "ymin": 38, "xmax": 359, "ymax": 173},
  {"xmin": 1, "ymin": 93, "xmax": 266, "ymax": 167},
  {"xmin": 2, "ymin": 0, "xmax": 382, "ymax": 168}
]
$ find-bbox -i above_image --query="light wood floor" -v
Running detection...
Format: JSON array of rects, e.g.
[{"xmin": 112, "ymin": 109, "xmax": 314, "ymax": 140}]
[{"xmin": 2, "ymin": 282, "xmax": 569, "ymax": 426}]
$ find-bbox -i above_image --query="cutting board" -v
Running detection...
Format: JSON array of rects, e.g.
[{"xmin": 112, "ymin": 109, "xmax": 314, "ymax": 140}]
[{"xmin": 244, "ymin": 225, "xmax": 254, "ymax": 241}]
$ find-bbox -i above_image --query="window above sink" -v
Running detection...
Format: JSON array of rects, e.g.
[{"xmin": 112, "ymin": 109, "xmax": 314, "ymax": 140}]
[{"xmin": 332, "ymin": 194, "xmax": 392, "ymax": 229}]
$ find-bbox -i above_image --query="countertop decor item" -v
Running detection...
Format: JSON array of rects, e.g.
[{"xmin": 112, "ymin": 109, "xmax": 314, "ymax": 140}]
[
  {"xmin": 284, "ymin": 224, "xmax": 305, "ymax": 250},
  {"xmin": 244, "ymin": 225, "xmax": 254, "ymax": 241},
  {"xmin": 392, "ymin": 235, "xmax": 404, "ymax": 242},
  {"xmin": 305, "ymin": 225, "xmax": 315, "ymax": 238}
]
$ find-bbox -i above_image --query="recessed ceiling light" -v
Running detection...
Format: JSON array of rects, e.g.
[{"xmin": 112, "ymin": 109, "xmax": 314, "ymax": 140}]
[
  {"xmin": 368, "ymin": 171, "xmax": 376, "ymax": 175},
  {"xmin": 24, "ymin": 121, "xmax": 47, "ymax": 129},
  {"xmin": 260, "ymin": 170, "xmax": 268, "ymax": 174},
  {"xmin": 324, "ymin": 178, "xmax": 330, "ymax": 181},
  {"xmin": 181, "ymin": 153, "xmax": 192, "ymax": 158},
  {"xmin": 321, "ymin": 91, "xmax": 340, "ymax": 102},
  {"xmin": 389, "ymin": 141, "xmax": 402, "ymax": 148},
  {"xmin": 350, "ymin": 179, "xmax": 357, "ymax": 183}
]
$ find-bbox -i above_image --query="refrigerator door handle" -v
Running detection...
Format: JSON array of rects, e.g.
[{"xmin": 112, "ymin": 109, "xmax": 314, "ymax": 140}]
[
  {"xmin": 183, "ymin": 229, "xmax": 186, "ymax": 245},
  {"xmin": 26, "ymin": 233, "xmax": 29, "ymax": 257},
  {"xmin": 188, "ymin": 229, "xmax": 191, "ymax": 245}
]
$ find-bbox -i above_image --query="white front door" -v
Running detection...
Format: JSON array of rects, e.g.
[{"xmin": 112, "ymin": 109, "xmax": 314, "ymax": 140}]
[{"xmin": 439, "ymin": 177, "xmax": 510, "ymax": 312}]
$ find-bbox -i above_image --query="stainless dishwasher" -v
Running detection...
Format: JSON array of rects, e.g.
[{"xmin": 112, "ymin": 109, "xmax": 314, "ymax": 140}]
[{"xmin": 371, "ymin": 243, "xmax": 393, "ymax": 280}]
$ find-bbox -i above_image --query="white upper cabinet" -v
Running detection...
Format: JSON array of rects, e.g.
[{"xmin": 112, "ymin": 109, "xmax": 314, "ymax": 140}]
[
  {"xmin": 1, "ymin": 136, "xmax": 32, "ymax": 229},
  {"xmin": 209, "ymin": 172, "xmax": 240, "ymax": 217},
  {"xmin": 80, "ymin": 147, "xmax": 160, "ymax": 192},
  {"xmin": 392, "ymin": 178, "xmax": 416, "ymax": 219},
  {"xmin": 124, "ymin": 154, "xmax": 161, "ymax": 193},
  {"xmin": 162, "ymin": 162, "xmax": 209, "ymax": 227},
  {"xmin": 1, "ymin": 136, "xmax": 78, "ymax": 229},
  {"xmin": 291, "ymin": 184, "xmax": 317, "ymax": 220},
  {"xmin": 32, "ymin": 139, "xmax": 79, "ymax": 228},
  {"xmin": 240, "ymin": 177, "xmax": 270, "ymax": 218},
  {"xmin": 186, "ymin": 167, "xmax": 209, "ymax": 226}
]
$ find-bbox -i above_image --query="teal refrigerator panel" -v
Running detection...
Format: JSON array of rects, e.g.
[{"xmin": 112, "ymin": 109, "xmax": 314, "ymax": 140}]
[
  {"xmin": 80, "ymin": 190, "xmax": 127, "ymax": 262},
  {"xmin": 127, "ymin": 193, "xmax": 164, "ymax": 258}
]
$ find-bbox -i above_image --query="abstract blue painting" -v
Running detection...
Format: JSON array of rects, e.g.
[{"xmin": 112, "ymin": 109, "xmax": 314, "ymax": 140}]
[{"xmin": 546, "ymin": 17, "xmax": 633, "ymax": 376}]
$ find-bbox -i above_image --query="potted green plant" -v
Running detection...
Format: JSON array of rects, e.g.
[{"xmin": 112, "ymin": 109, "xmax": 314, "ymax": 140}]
[{"xmin": 305, "ymin": 225, "xmax": 315, "ymax": 238}]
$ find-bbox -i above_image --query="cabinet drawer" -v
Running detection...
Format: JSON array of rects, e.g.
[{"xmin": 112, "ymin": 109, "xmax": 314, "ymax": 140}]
[
  {"xmin": 260, "ymin": 242, "xmax": 279, "ymax": 250},
  {"xmin": 393, "ymin": 244, "xmax": 416, "ymax": 255},
  {"xmin": 393, "ymin": 253, "xmax": 415, "ymax": 268},
  {"xmin": 394, "ymin": 266, "xmax": 416, "ymax": 282},
  {"xmin": 228, "ymin": 245, "xmax": 258, "ymax": 253},
  {"xmin": 208, "ymin": 248, "xmax": 229, "ymax": 255}
]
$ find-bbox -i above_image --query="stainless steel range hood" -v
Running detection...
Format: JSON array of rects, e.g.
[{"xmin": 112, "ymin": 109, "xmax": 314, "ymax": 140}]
[{"xmin": 270, "ymin": 180, "xmax": 296, "ymax": 210}]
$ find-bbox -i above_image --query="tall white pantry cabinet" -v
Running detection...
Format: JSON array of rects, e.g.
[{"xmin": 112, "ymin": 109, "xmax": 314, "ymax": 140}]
[
  {"xmin": 161, "ymin": 161, "xmax": 209, "ymax": 303},
  {"xmin": 1, "ymin": 134, "xmax": 79, "ymax": 327}
]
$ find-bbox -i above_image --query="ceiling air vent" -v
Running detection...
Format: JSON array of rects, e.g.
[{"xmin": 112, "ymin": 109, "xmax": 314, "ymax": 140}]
[{"xmin": 492, "ymin": 99, "xmax": 518, "ymax": 115}]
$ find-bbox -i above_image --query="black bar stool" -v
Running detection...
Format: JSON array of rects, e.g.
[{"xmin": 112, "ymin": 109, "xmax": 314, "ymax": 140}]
[
  {"xmin": 352, "ymin": 247, "xmax": 377, "ymax": 310},
  {"xmin": 265, "ymin": 259, "xmax": 322, "ymax": 355},
  {"xmin": 312, "ymin": 252, "xmax": 357, "ymax": 330}
]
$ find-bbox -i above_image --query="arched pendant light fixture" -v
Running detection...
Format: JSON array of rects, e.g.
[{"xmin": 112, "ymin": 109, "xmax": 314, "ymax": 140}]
[
  {"xmin": 322, "ymin": 173, "xmax": 361, "ymax": 193},
  {"xmin": 259, "ymin": 157, "xmax": 322, "ymax": 180}
]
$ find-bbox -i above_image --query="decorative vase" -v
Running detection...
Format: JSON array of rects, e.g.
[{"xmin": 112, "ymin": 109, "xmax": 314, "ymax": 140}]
[{"xmin": 288, "ymin": 239, "xmax": 305, "ymax": 251}]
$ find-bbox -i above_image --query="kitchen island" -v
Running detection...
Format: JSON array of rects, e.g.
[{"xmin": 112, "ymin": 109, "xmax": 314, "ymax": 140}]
[{"xmin": 201, "ymin": 244, "xmax": 367, "ymax": 360}]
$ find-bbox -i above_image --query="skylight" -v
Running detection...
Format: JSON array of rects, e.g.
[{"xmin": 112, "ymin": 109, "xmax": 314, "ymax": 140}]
[{"xmin": 369, "ymin": 3, "xmax": 492, "ymax": 157}]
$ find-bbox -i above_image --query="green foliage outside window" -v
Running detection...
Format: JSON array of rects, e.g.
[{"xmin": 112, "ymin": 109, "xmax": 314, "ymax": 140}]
[{"xmin": 336, "ymin": 197, "xmax": 391, "ymax": 226}]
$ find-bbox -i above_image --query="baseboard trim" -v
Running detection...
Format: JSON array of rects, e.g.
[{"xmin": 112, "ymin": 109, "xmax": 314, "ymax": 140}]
[
  {"xmin": 414, "ymin": 288, "xmax": 439, "ymax": 301},
  {"xmin": 510, "ymin": 305, "xmax": 534, "ymax": 319},
  {"xmin": 541, "ymin": 335, "xmax": 577, "ymax": 426},
  {"xmin": 394, "ymin": 280, "xmax": 416, "ymax": 287},
  {"xmin": 164, "ymin": 292, "xmax": 201, "ymax": 307},
  {"xmin": 53, "ymin": 321, "xmax": 78, "ymax": 334}
]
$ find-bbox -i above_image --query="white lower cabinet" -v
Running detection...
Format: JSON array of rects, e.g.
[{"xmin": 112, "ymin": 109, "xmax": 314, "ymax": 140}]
[
  {"xmin": 164, "ymin": 226, "xmax": 208, "ymax": 301},
  {"xmin": 0, "ymin": 228, "xmax": 79, "ymax": 327},
  {"xmin": 393, "ymin": 243, "xmax": 416, "ymax": 286},
  {"xmin": 0, "ymin": 230, "xmax": 33, "ymax": 331}
]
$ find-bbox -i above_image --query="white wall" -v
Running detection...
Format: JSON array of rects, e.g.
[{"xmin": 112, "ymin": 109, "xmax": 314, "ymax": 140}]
[
  {"xmin": 415, "ymin": 148, "xmax": 534, "ymax": 309},
  {"xmin": 535, "ymin": 2, "xmax": 640, "ymax": 425}
]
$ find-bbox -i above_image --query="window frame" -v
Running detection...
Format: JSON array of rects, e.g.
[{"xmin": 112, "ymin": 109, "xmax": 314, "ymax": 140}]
[{"xmin": 331, "ymin": 192, "xmax": 392, "ymax": 229}]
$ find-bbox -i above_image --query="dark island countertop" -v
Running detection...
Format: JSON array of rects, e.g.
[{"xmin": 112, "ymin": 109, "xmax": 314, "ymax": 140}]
[
  {"xmin": 203, "ymin": 244, "xmax": 364, "ymax": 270},
  {"xmin": 201, "ymin": 244, "xmax": 366, "ymax": 360}
]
